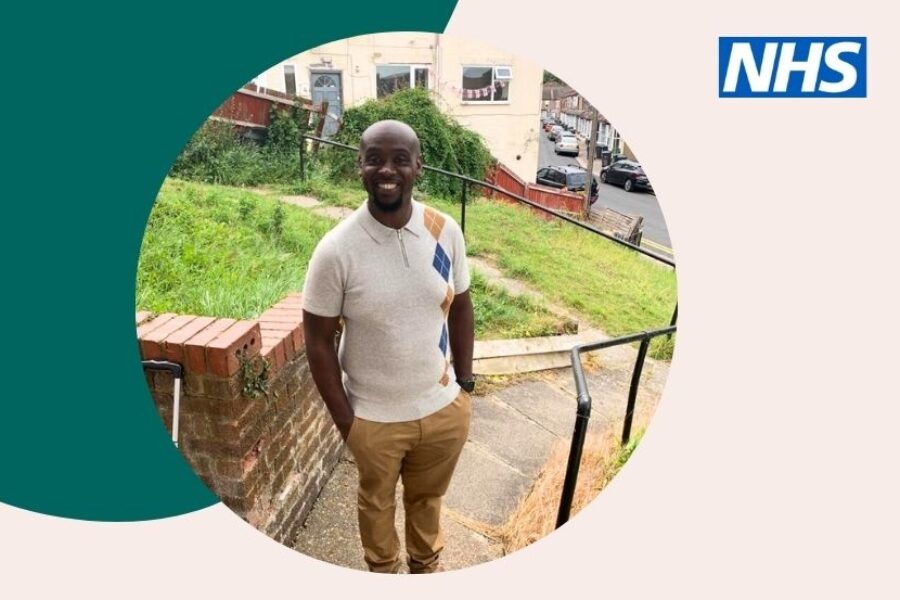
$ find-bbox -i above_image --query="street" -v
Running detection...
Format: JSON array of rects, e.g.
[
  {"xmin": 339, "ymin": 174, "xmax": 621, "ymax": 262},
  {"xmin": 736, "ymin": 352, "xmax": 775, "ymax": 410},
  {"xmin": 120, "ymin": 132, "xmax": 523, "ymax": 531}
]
[{"xmin": 537, "ymin": 132, "xmax": 672, "ymax": 256}]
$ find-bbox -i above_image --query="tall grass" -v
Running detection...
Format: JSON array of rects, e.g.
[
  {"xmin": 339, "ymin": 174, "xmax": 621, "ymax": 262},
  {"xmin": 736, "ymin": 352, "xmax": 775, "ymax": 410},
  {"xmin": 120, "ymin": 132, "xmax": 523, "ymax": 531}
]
[
  {"xmin": 471, "ymin": 271, "xmax": 576, "ymax": 340},
  {"xmin": 498, "ymin": 417, "xmax": 649, "ymax": 554},
  {"xmin": 136, "ymin": 179, "xmax": 333, "ymax": 318}
]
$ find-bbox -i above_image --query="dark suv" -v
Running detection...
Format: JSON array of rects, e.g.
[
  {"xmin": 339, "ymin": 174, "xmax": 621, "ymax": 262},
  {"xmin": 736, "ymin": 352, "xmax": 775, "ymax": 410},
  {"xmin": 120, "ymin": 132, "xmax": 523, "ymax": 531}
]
[{"xmin": 535, "ymin": 165, "xmax": 598, "ymax": 204}]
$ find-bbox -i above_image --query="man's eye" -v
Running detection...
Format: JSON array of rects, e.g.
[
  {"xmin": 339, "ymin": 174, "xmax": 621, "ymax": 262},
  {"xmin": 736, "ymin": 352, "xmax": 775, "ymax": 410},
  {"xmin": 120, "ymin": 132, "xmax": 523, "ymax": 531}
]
[{"xmin": 364, "ymin": 157, "xmax": 380, "ymax": 166}]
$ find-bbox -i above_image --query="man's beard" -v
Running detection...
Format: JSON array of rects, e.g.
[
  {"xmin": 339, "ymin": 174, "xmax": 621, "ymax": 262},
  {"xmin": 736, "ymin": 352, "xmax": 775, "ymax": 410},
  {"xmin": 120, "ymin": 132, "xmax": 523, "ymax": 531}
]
[{"xmin": 370, "ymin": 192, "xmax": 404, "ymax": 213}]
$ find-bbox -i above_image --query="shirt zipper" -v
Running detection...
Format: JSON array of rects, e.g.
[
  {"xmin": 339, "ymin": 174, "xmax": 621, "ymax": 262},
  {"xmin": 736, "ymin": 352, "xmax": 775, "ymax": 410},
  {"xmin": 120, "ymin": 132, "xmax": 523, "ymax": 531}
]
[{"xmin": 396, "ymin": 230, "xmax": 410, "ymax": 268}]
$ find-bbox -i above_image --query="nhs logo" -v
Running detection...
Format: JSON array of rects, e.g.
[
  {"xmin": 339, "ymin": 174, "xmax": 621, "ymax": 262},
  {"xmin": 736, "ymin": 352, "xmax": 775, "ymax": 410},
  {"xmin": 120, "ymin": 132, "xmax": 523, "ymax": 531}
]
[{"xmin": 719, "ymin": 37, "xmax": 867, "ymax": 97}]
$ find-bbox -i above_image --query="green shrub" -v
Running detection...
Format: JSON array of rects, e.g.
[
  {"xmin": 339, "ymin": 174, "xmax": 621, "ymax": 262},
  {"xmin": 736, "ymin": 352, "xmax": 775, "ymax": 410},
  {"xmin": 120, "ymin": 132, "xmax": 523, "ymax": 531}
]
[
  {"xmin": 170, "ymin": 102, "xmax": 308, "ymax": 186},
  {"xmin": 322, "ymin": 88, "xmax": 494, "ymax": 199}
]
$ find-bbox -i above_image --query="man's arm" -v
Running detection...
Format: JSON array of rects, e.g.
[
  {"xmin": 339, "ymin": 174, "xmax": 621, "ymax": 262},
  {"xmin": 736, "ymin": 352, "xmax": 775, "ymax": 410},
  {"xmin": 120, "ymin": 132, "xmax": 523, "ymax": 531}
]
[
  {"xmin": 448, "ymin": 289, "xmax": 475, "ymax": 381},
  {"xmin": 303, "ymin": 311, "xmax": 354, "ymax": 440}
]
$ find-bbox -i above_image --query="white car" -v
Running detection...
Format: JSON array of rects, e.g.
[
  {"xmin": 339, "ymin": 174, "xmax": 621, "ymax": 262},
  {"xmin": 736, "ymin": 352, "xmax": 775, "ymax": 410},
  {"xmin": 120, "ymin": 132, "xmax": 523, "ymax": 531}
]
[{"xmin": 554, "ymin": 134, "xmax": 579, "ymax": 156}]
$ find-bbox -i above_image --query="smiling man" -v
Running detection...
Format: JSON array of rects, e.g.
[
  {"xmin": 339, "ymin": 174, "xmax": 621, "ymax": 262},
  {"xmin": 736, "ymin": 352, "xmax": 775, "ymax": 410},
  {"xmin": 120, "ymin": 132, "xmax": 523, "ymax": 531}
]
[{"xmin": 302, "ymin": 120, "xmax": 475, "ymax": 574}]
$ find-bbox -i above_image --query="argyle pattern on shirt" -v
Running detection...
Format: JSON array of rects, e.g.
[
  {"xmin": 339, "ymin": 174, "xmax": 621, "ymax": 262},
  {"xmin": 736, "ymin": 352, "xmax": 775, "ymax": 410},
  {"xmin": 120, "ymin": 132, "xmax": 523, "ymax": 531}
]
[{"xmin": 424, "ymin": 207, "xmax": 453, "ymax": 386}]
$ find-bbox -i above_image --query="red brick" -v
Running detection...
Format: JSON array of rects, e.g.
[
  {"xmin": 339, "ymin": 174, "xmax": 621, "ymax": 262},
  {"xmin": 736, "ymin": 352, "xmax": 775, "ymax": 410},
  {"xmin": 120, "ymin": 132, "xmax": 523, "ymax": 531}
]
[
  {"xmin": 276, "ymin": 292, "xmax": 303, "ymax": 304},
  {"xmin": 273, "ymin": 300, "xmax": 303, "ymax": 310},
  {"xmin": 261, "ymin": 306, "xmax": 303, "ymax": 317},
  {"xmin": 165, "ymin": 316, "xmax": 217, "ymax": 363},
  {"xmin": 258, "ymin": 311, "xmax": 303, "ymax": 324},
  {"xmin": 183, "ymin": 318, "xmax": 235, "ymax": 374},
  {"xmin": 136, "ymin": 313, "xmax": 177, "ymax": 340},
  {"xmin": 261, "ymin": 321, "xmax": 303, "ymax": 354},
  {"xmin": 261, "ymin": 335, "xmax": 286, "ymax": 372},
  {"xmin": 135, "ymin": 311, "xmax": 153, "ymax": 326},
  {"xmin": 140, "ymin": 315, "xmax": 197, "ymax": 360},
  {"xmin": 206, "ymin": 320, "xmax": 261, "ymax": 377}
]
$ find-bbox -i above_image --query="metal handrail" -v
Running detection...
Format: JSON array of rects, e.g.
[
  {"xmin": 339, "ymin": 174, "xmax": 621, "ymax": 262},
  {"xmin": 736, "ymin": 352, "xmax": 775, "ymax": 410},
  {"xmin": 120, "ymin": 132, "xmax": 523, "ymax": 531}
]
[
  {"xmin": 556, "ymin": 325, "xmax": 676, "ymax": 528},
  {"xmin": 299, "ymin": 133, "xmax": 676, "ymax": 268}
]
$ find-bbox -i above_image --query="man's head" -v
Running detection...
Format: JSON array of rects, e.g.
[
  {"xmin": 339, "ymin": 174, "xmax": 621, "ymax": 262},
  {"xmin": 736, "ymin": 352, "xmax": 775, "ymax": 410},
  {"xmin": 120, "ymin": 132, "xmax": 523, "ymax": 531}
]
[{"xmin": 358, "ymin": 120, "xmax": 422, "ymax": 213}]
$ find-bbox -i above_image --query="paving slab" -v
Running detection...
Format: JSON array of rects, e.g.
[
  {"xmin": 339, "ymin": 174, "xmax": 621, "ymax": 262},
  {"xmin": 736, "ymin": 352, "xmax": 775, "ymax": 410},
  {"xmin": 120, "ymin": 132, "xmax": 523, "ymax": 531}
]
[
  {"xmin": 312, "ymin": 206, "xmax": 354, "ymax": 220},
  {"xmin": 468, "ymin": 395, "xmax": 559, "ymax": 478},
  {"xmin": 443, "ymin": 444, "xmax": 532, "ymax": 528},
  {"xmin": 490, "ymin": 379, "xmax": 576, "ymax": 439},
  {"xmin": 279, "ymin": 194, "xmax": 321, "ymax": 208},
  {"xmin": 294, "ymin": 453, "xmax": 502, "ymax": 572}
]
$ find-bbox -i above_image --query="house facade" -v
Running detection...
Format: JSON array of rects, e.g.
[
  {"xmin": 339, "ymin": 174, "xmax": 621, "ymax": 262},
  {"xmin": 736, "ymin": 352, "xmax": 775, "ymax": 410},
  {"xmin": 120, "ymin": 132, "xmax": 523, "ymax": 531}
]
[
  {"xmin": 542, "ymin": 85, "xmax": 634, "ymax": 160},
  {"xmin": 254, "ymin": 33, "xmax": 544, "ymax": 182}
]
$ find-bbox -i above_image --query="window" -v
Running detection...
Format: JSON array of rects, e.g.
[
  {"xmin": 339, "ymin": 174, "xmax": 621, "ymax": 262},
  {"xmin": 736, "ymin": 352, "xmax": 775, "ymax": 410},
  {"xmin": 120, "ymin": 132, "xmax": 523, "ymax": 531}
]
[
  {"xmin": 376, "ymin": 65, "xmax": 430, "ymax": 98},
  {"xmin": 284, "ymin": 65, "xmax": 296, "ymax": 96},
  {"xmin": 462, "ymin": 66, "xmax": 512, "ymax": 102}
]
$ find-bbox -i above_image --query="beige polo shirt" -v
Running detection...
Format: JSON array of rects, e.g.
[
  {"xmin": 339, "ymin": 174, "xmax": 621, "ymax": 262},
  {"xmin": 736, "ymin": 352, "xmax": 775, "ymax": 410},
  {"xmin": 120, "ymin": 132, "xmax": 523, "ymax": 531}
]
[{"xmin": 302, "ymin": 199, "xmax": 470, "ymax": 423}]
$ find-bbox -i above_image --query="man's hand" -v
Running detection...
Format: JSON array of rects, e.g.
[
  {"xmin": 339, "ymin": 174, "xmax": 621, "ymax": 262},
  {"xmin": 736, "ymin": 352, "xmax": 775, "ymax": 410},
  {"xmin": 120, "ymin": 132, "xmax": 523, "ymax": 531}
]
[
  {"xmin": 336, "ymin": 417, "xmax": 354, "ymax": 442},
  {"xmin": 303, "ymin": 311, "xmax": 355, "ymax": 441}
]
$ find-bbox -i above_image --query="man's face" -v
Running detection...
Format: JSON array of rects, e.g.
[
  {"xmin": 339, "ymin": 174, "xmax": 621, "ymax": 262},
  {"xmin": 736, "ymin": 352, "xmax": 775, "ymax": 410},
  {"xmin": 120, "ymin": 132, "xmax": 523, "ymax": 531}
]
[{"xmin": 358, "ymin": 126, "xmax": 422, "ymax": 213}]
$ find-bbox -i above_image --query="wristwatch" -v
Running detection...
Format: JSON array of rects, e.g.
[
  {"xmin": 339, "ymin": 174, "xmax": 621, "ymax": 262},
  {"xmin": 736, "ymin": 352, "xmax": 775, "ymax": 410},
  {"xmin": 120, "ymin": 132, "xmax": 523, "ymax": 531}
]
[{"xmin": 456, "ymin": 376, "xmax": 476, "ymax": 393}]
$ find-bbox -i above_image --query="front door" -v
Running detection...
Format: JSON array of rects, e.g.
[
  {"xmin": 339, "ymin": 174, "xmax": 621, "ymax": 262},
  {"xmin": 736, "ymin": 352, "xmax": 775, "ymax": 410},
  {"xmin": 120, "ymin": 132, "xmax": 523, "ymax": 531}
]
[{"xmin": 310, "ymin": 72, "xmax": 342, "ymax": 138}]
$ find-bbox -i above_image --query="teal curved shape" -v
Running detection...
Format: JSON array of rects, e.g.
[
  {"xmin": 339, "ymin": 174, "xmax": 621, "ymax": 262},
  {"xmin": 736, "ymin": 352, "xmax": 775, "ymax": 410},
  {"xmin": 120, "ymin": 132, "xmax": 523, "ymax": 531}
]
[{"xmin": 0, "ymin": 0, "xmax": 459, "ymax": 521}]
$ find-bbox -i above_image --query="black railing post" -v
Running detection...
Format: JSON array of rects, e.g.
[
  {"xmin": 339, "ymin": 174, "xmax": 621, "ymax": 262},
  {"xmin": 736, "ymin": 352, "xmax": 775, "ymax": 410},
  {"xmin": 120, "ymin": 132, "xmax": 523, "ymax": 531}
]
[
  {"xmin": 559, "ymin": 326, "xmax": 675, "ymax": 525},
  {"xmin": 299, "ymin": 135, "xmax": 306, "ymax": 181},
  {"xmin": 461, "ymin": 180, "xmax": 467, "ymax": 235},
  {"xmin": 622, "ymin": 336, "xmax": 651, "ymax": 446},
  {"xmin": 556, "ymin": 404, "xmax": 590, "ymax": 528}
]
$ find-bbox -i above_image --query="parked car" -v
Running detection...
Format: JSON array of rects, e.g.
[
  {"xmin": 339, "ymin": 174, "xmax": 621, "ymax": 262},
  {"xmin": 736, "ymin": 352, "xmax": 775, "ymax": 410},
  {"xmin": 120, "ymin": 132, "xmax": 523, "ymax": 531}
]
[
  {"xmin": 554, "ymin": 134, "xmax": 579, "ymax": 156},
  {"xmin": 548, "ymin": 125, "xmax": 564, "ymax": 141},
  {"xmin": 599, "ymin": 160, "xmax": 653, "ymax": 193},
  {"xmin": 543, "ymin": 120, "xmax": 555, "ymax": 132},
  {"xmin": 535, "ymin": 165, "xmax": 598, "ymax": 204}
]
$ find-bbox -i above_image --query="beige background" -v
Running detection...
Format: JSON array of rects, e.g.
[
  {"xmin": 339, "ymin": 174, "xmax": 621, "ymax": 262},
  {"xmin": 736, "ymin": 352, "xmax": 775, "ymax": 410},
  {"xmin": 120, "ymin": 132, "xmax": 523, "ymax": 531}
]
[{"xmin": 3, "ymin": 0, "xmax": 898, "ymax": 597}]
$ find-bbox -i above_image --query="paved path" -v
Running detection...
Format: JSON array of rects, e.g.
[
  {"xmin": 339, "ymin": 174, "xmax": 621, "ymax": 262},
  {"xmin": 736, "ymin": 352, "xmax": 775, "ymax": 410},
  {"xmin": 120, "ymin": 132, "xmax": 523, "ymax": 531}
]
[{"xmin": 290, "ymin": 247, "xmax": 671, "ymax": 572}]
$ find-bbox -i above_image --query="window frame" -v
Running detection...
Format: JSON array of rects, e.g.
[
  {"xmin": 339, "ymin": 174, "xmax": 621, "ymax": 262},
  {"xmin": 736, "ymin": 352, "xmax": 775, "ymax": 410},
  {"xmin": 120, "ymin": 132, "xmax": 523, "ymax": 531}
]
[
  {"xmin": 283, "ymin": 64, "xmax": 297, "ymax": 97},
  {"xmin": 374, "ymin": 64, "xmax": 431, "ymax": 99},
  {"xmin": 460, "ymin": 65, "xmax": 512, "ymax": 105}
]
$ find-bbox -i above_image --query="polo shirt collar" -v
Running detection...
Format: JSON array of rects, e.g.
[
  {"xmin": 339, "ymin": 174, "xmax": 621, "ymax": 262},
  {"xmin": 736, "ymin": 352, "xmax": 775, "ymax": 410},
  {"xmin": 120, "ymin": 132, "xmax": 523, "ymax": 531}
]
[{"xmin": 358, "ymin": 199, "xmax": 427, "ymax": 244}]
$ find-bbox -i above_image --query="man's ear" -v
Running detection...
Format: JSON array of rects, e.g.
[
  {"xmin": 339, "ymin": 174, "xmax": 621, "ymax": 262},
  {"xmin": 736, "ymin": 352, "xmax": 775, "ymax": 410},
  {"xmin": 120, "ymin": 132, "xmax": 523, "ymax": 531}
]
[{"xmin": 414, "ymin": 153, "xmax": 423, "ymax": 175}]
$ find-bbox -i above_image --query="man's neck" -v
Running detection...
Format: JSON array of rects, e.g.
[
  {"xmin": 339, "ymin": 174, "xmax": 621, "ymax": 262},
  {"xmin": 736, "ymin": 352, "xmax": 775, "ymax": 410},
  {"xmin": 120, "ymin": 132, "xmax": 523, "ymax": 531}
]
[{"xmin": 367, "ymin": 198, "xmax": 413, "ymax": 230}]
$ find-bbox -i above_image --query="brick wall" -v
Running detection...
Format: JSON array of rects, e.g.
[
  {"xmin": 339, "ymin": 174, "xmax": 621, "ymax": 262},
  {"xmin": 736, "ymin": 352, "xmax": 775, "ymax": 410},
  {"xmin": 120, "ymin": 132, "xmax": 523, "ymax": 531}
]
[{"xmin": 136, "ymin": 293, "xmax": 343, "ymax": 545}]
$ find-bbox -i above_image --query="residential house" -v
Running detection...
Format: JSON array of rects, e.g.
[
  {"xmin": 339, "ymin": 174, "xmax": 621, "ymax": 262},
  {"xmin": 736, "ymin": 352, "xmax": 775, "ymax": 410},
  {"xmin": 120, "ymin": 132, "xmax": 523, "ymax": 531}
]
[
  {"xmin": 254, "ymin": 33, "xmax": 544, "ymax": 182},
  {"xmin": 542, "ymin": 83, "xmax": 636, "ymax": 160}
]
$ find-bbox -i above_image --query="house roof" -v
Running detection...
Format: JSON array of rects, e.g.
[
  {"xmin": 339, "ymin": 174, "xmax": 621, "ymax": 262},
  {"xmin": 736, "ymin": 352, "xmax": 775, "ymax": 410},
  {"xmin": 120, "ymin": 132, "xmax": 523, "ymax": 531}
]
[{"xmin": 542, "ymin": 84, "xmax": 576, "ymax": 101}]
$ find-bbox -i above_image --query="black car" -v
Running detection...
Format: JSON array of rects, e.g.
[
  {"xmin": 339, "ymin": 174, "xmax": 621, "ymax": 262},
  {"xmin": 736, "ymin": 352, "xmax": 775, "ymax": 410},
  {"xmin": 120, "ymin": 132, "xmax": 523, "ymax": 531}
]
[
  {"xmin": 535, "ymin": 165, "xmax": 598, "ymax": 203},
  {"xmin": 599, "ymin": 160, "xmax": 653, "ymax": 193}
]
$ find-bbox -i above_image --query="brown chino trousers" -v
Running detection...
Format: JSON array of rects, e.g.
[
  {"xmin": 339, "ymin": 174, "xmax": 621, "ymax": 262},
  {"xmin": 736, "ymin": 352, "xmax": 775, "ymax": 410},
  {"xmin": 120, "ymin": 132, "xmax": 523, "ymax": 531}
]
[{"xmin": 345, "ymin": 390, "xmax": 471, "ymax": 574}]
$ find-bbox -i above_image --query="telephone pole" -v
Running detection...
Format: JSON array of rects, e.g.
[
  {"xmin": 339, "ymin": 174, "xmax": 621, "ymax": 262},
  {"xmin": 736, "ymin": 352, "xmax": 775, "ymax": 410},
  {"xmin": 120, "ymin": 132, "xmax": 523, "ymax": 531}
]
[{"xmin": 583, "ymin": 105, "xmax": 600, "ymax": 218}]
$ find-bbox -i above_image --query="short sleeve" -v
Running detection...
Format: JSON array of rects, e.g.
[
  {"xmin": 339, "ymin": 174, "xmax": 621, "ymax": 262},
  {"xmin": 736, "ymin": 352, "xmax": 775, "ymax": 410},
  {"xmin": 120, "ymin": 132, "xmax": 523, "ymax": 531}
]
[
  {"xmin": 448, "ymin": 219, "xmax": 470, "ymax": 295},
  {"xmin": 302, "ymin": 236, "xmax": 345, "ymax": 317}
]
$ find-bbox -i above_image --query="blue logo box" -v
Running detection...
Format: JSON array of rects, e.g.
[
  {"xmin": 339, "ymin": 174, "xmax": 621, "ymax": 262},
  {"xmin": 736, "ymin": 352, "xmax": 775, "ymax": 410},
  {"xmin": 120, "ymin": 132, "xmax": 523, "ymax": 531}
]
[{"xmin": 719, "ymin": 37, "xmax": 867, "ymax": 97}]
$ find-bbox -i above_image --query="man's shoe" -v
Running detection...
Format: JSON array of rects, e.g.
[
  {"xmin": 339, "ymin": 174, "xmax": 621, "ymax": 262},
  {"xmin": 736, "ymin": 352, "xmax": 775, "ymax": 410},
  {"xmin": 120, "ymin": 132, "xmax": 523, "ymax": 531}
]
[{"xmin": 409, "ymin": 560, "xmax": 445, "ymax": 574}]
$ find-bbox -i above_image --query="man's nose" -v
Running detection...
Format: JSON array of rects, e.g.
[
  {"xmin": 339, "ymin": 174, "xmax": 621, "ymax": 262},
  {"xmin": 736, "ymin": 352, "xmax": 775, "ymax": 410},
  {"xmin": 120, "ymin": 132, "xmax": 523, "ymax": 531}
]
[{"xmin": 378, "ymin": 162, "xmax": 397, "ymax": 176}]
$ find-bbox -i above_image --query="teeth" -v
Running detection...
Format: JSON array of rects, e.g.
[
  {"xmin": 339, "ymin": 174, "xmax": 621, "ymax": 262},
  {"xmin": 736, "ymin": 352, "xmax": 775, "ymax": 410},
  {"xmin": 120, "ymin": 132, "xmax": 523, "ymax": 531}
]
[{"xmin": 377, "ymin": 183, "xmax": 398, "ymax": 190}]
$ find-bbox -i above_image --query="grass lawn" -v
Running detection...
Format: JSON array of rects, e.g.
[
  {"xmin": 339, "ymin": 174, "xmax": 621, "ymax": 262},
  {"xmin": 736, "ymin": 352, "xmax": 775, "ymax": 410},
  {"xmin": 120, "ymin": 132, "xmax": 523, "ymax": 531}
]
[
  {"xmin": 293, "ymin": 173, "xmax": 678, "ymax": 357},
  {"xmin": 137, "ymin": 178, "xmax": 569, "ymax": 341},
  {"xmin": 136, "ymin": 178, "xmax": 334, "ymax": 318}
]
